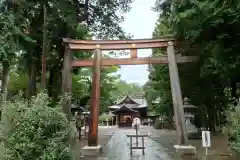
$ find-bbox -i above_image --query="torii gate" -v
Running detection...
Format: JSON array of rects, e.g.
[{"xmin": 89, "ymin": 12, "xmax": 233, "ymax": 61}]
[{"xmin": 62, "ymin": 37, "xmax": 198, "ymax": 147}]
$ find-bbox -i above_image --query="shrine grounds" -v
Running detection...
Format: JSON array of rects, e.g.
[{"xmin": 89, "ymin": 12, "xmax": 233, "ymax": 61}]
[{"xmin": 73, "ymin": 126, "xmax": 240, "ymax": 160}]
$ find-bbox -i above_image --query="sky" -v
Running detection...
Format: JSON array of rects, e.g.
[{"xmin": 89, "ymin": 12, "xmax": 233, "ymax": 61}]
[{"xmin": 117, "ymin": 0, "xmax": 158, "ymax": 85}]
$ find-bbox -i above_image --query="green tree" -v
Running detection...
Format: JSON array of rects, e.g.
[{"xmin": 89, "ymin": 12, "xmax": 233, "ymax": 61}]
[
  {"xmin": 144, "ymin": 13, "xmax": 174, "ymax": 126},
  {"xmin": 151, "ymin": 0, "xmax": 240, "ymax": 132},
  {"xmin": 110, "ymin": 79, "xmax": 144, "ymax": 102},
  {"xmin": 2, "ymin": 0, "xmax": 135, "ymax": 106},
  {"xmin": 0, "ymin": 1, "xmax": 32, "ymax": 105}
]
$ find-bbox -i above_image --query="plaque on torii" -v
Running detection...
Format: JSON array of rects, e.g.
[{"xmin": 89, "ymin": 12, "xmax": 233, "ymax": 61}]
[{"xmin": 61, "ymin": 37, "xmax": 198, "ymax": 147}]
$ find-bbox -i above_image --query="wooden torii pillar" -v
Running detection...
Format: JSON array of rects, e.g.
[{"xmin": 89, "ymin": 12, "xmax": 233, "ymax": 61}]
[
  {"xmin": 88, "ymin": 46, "xmax": 101, "ymax": 146},
  {"xmin": 167, "ymin": 41, "xmax": 188, "ymax": 144},
  {"xmin": 62, "ymin": 37, "xmax": 197, "ymax": 147}
]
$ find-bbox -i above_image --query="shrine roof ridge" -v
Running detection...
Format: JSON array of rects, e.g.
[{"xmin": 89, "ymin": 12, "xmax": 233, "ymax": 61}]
[{"xmin": 116, "ymin": 95, "xmax": 140, "ymax": 105}]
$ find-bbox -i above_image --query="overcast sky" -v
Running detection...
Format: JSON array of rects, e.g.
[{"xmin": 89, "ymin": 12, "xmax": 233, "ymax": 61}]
[{"xmin": 117, "ymin": 0, "xmax": 158, "ymax": 85}]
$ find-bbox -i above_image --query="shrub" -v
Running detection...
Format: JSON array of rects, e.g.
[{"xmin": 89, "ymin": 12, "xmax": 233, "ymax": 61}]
[
  {"xmin": 99, "ymin": 114, "xmax": 113, "ymax": 123},
  {"xmin": 0, "ymin": 93, "xmax": 73, "ymax": 160},
  {"xmin": 226, "ymin": 103, "xmax": 240, "ymax": 154}
]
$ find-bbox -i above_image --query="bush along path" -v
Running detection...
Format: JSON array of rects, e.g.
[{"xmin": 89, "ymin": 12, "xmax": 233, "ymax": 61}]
[{"xmin": 0, "ymin": 93, "xmax": 74, "ymax": 160}]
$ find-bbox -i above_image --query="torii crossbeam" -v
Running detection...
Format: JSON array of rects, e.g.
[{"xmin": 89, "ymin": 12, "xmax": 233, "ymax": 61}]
[{"xmin": 62, "ymin": 37, "xmax": 198, "ymax": 148}]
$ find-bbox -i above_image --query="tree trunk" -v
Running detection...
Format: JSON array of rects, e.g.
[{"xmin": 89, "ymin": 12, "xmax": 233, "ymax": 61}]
[
  {"xmin": 0, "ymin": 62, "xmax": 10, "ymax": 106},
  {"xmin": 207, "ymin": 104, "xmax": 216, "ymax": 134},
  {"xmin": 27, "ymin": 56, "xmax": 37, "ymax": 99},
  {"xmin": 168, "ymin": 107, "xmax": 174, "ymax": 130},
  {"xmin": 41, "ymin": 4, "xmax": 48, "ymax": 90},
  {"xmin": 231, "ymin": 79, "xmax": 237, "ymax": 105},
  {"xmin": 209, "ymin": 115, "xmax": 216, "ymax": 135},
  {"xmin": 48, "ymin": 66, "xmax": 62, "ymax": 100}
]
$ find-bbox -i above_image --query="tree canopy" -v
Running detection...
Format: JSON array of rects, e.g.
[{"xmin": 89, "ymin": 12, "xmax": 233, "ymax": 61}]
[
  {"xmin": 146, "ymin": 0, "xmax": 240, "ymax": 132},
  {"xmin": 0, "ymin": 0, "xmax": 135, "ymax": 110}
]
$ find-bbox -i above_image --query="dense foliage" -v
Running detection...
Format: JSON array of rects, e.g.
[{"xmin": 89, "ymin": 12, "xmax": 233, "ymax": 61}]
[
  {"xmin": 0, "ymin": 0, "xmax": 145, "ymax": 158},
  {"xmin": 0, "ymin": 0, "xmax": 136, "ymax": 110},
  {"xmin": 227, "ymin": 102, "xmax": 240, "ymax": 154},
  {"xmin": 110, "ymin": 79, "xmax": 144, "ymax": 101},
  {"xmin": 146, "ymin": 1, "xmax": 240, "ymax": 132},
  {"xmin": 0, "ymin": 93, "xmax": 73, "ymax": 159}
]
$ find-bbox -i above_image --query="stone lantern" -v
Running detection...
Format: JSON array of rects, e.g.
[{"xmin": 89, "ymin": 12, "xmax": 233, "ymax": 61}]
[{"xmin": 183, "ymin": 97, "xmax": 197, "ymax": 133}]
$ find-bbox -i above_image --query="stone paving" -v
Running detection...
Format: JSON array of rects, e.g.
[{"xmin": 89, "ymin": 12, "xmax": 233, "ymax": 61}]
[
  {"xmin": 80, "ymin": 126, "xmax": 239, "ymax": 160},
  {"xmin": 97, "ymin": 126, "xmax": 173, "ymax": 160}
]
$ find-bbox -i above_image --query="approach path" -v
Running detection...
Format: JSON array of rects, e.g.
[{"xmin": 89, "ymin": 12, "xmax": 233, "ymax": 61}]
[{"xmin": 93, "ymin": 126, "xmax": 172, "ymax": 160}]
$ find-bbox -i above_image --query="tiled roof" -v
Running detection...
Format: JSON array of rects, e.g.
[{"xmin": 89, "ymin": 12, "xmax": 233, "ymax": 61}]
[
  {"xmin": 111, "ymin": 105, "xmax": 138, "ymax": 114},
  {"xmin": 109, "ymin": 94, "xmax": 148, "ymax": 109},
  {"xmin": 116, "ymin": 95, "xmax": 139, "ymax": 105},
  {"xmin": 116, "ymin": 95, "xmax": 147, "ymax": 105}
]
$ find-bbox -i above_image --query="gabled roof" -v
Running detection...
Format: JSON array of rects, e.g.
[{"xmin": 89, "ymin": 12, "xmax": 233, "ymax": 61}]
[
  {"xmin": 116, "ymin": 95, "xmax": 140, "ymax": 105},
  {"xmin": 111, "ymin": 105, "xmax": 139, "ymax": 114},
  {"xmin": 109, "ymin": 94, "xmax": 148, "ymax": 110}
]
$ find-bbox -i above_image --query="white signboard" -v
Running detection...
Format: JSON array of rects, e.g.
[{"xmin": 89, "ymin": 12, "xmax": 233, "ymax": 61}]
[{"xmin": 202, "ymin": 131, "xmax": 211, "ymax": 147}]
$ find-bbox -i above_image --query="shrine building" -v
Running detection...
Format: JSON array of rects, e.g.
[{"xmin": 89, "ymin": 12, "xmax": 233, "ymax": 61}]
[{"xmin": 108, "ymin": 95, "xmax": 148, "ymax": 127}]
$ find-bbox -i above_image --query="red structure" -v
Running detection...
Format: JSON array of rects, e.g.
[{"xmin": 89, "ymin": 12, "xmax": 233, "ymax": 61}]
[{"xmin": 109, "ymin": 95, "xmax": 147, "ymax": 127}]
